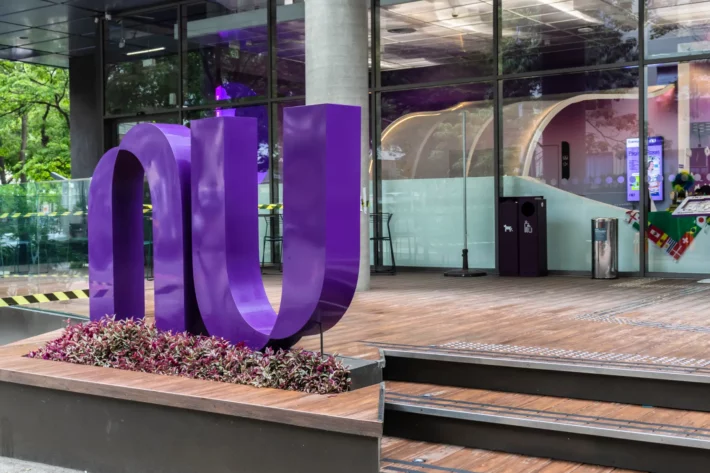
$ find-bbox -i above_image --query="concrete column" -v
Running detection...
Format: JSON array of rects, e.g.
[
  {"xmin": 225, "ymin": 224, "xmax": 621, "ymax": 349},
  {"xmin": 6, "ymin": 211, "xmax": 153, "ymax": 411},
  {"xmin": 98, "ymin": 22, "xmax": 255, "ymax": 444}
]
[
  {"xmin": 306, "ymin": 0, "xmax": 371, "ymax": 291},
  {"xmin": 70, "ymin": 51, "xmax": 103, "ymax": 179}
]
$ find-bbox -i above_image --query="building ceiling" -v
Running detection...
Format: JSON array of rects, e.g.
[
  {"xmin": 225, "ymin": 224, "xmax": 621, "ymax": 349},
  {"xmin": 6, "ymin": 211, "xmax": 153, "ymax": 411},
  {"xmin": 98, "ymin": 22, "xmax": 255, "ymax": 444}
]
[
  {"xmin": 0, "ymin": 0, "xmax": 178, "ymax": 68},
  {"xmin": 0, "ymin": 0, "xmax": 706, "ymax": 72}
]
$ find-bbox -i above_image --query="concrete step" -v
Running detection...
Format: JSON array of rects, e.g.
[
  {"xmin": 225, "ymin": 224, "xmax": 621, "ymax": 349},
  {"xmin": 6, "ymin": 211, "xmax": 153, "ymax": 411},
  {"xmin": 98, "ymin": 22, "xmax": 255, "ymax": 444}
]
[
  {"xmin": 381, "ymin": 436, "xmax": 640, "ymax": 473},
  {"xmin": 377, "ymin": 341, "xmax": 710, "ymax": 412},
  {"xmin": 384, "ymin": 381, "xmax": 710, "ymax": 473}
]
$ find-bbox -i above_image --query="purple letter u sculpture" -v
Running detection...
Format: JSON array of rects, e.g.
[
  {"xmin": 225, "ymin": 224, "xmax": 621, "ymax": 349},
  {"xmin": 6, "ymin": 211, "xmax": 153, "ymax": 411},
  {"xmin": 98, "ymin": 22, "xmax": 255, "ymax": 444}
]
[
  {"xmin": 89, "ymin": 123, "xmax": 198, "ymax": 333},
  {"xmin": 191, "ymin": 104, "xmax": 360, "ymax": 349}
]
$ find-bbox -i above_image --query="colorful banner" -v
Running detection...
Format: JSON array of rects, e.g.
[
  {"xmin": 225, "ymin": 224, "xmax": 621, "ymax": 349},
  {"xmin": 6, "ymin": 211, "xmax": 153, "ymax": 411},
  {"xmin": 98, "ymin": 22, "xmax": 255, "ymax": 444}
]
[{"xmin": 625, "ymin": 209, "xmax": 704, "ymax": 261}]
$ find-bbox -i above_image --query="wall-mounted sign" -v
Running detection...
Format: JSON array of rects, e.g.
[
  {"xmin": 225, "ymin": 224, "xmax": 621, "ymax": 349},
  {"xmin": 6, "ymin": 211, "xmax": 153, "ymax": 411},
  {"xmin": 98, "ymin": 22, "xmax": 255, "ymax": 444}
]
[
  {"xmin": 626, "ymin": 136, "xmax": 664, "ymax": 202},
  {"xmin": 561, "ymin": 141, "xmax": 570, "ymax": 180}
]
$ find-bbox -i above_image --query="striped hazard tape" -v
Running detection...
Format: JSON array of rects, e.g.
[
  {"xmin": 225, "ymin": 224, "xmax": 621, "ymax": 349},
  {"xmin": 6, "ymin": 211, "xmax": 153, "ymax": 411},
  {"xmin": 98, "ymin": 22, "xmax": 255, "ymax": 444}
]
[
  {"xmin": 0, "ymin": 289, "xmax": 90, "ymax": 307},
  {"xmin": 258, "ymin": 204, "xmax": 283, "ymax": 210},
  {"xmin": 0, "ymin": 204, "xmax": 283, "ymax": 219}
]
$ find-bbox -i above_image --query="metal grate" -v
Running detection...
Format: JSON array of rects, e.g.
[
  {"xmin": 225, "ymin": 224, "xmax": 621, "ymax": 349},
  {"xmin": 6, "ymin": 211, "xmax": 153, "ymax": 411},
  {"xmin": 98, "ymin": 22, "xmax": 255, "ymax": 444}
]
[
  {"xmin": 439, "ymin": 341, "xmax": 710, "ymax": 368},
  {"xmin": 381, "ymin": 458, "xmax": 477, "ymax": 473}
]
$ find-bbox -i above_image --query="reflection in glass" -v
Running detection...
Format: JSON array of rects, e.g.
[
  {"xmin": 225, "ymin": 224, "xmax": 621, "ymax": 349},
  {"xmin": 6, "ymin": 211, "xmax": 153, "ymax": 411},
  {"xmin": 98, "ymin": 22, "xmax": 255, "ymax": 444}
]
[
  {"xmin": 275, "ymin": 100, "xmax": 306, "ymax": 186},
  {"xmin": 501, "ymin": 68, "xmax": 641, "ymax": 271},
  {"xmin": 104, "ymin": 9, "xmax": 179, "ymax": 115},
  {"xmin": 646, "ymin": 0, "xmax": 710, "ymax": 58},
  {"xmin": 0, "ymin": 180, "xmax": 91, "ymax": 302},
  {"xmin": 185, "ymin": 106, "xmax": 272, "ymax": 263},
  {"xmin": 276, "ymin": 1, "xmax": 306, "ymax": 97},
  {"xmin": 183, "ymin": 2, "xmax": 268, "ymax": 107},
  {"xmin": 185, "ymin": 105, "xmax": 270, "ymax": 184},
  {"xmin": 115, "ymin": 115, "xmax": 180, "ymax": 144},
  {"xmin": 500, "ymin": 0, "xmax": 638, "ymax": 74},
  {"xmin": 380, "ymin": 0, "xmax": 494, "ymax": 86},
  {"xmin": 646, "ymin": 60, "xmax": 710, "ymax": 273},
  {"xmin": 380, "ymin": 83, "xmax": 495, "ymax": 268}
]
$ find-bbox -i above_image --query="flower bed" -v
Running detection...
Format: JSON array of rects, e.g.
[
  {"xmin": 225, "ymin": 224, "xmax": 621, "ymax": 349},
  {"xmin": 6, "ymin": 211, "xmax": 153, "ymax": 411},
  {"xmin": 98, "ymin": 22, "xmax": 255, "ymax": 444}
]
[{"xmin": 27, "ymin": 317, "xmax": 351, "ymax": 394}]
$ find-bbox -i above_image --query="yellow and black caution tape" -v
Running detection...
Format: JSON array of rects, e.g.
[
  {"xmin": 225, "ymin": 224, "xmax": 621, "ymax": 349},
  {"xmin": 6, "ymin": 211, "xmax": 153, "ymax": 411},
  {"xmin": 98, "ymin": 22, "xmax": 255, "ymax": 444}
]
[
  {"xmin": 1, "ymin": 273, "xmax": 83, "ymax": 278},
  {"xmin": 258, "ymin": 204, "xmax": 283, "ymax": 210},
  {"xmin": 0, "ymin": 289, "xmax": 89, "ymax": 307},
  {"xmin": 0, "ymin": 204, "xmax": 284, "ymax": 219}
]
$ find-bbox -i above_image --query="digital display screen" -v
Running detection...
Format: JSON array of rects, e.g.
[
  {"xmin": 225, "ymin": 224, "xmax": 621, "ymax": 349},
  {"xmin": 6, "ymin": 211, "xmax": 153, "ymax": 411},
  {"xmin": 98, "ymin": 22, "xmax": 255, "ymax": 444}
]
[{"xmin": 626, "ymin": 136, "xmax": 664, "ymax": 202}]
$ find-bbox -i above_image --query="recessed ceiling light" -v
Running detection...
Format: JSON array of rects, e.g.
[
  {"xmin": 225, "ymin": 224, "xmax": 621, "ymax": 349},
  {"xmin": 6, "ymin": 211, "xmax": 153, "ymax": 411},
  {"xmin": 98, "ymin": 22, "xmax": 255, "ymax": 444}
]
[
  {"xmin": 578, "ymin": 27, "xmax": 594, "ymax": 33},
  {"xmin": 387, "ymin": 27, "xmax": 416, "ymax": 34},
  {"xmin": 19, "ymin": 36, "xmax": 28, "ymax": 40}
]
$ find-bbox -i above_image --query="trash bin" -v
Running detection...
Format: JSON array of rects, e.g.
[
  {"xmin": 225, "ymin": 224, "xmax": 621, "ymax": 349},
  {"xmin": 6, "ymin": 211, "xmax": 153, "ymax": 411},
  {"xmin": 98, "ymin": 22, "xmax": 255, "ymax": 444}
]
[
  {"xmin": 498, "ymin": 196, "xmax": 548, "ymax": 277},
  {"xmin": 592, "ymin": 217, "xmax": 618, "ymax": 279},
  {"xmin": 518, "ymin": 197, "xmax": 548, "ymax": 277},
  {"xmin": 499, "ymin": 198, "xmax": 520, "ymax": 276}
]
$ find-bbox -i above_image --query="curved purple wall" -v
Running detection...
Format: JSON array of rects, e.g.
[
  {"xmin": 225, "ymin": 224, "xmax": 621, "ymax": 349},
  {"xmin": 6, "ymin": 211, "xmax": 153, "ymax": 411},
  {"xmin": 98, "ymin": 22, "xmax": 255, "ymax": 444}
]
[
  {"xmin": 191, "ymin": 105, "xmax": 360, "ymax": 349},
  {"xmin": 88, "ymin": 105, "xmax": 360, "ymax": 350},
  {"xmin": 89, "ymin": 123, "xmax": 199, "ymax": 334}
]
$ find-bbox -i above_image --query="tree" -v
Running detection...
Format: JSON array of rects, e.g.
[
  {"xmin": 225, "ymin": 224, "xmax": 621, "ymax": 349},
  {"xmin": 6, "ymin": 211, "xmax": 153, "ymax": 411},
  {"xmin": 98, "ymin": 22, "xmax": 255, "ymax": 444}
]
[{"xmin": 0, "ymin": 61, "xmax": 70, "ymax": 183}]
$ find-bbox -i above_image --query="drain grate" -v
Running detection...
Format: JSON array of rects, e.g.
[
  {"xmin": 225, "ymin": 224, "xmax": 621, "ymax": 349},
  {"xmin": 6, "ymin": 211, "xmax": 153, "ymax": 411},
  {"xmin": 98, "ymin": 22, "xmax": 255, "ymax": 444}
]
[
  {"xmin": 610, "ymin": 278, "xmax": 666, "ymax": 288},
  {"xmin": 381, "ymin": 458, "xmax": 476, "ymax": 473},
  {"xmin": 439, "ymin": 341, "xmax": 710, "ymax": 368}
]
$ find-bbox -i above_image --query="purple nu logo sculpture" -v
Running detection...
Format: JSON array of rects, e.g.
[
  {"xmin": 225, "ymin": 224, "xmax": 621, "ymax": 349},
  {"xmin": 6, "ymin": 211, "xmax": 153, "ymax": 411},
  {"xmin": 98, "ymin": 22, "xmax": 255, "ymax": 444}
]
[{"xmin": 88, "ymin": 104, "xmax": 360, "ymax": 349}]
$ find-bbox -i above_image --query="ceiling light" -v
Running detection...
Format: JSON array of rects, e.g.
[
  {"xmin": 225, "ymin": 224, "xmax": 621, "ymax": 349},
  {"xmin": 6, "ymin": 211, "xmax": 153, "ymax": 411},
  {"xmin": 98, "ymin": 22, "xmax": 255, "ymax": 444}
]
[
  {"xmin": 537, "ymin": 0, "xmax": 601, "ymax": 24},
  {"xmin": 387, "ymin": 27, "xmax": 417, "ymax": 34},
  {"xmin": 18, "ymin": 36, "xmax": 28, "ymax": 40},
  {"xmin": 126, "ymin": 46, "xmax": 166, "ymax": 56},
  {"xmin": 578, "ymin": 27, "xmax": 594, "ymax": 33}
]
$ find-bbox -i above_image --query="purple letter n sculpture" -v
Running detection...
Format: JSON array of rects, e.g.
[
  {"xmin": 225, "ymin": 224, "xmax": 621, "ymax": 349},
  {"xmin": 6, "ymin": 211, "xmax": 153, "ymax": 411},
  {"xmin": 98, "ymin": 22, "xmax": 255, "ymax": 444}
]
[{"xmin": 89, "ymin": 104, "xmax": 361, "ymax": 349}]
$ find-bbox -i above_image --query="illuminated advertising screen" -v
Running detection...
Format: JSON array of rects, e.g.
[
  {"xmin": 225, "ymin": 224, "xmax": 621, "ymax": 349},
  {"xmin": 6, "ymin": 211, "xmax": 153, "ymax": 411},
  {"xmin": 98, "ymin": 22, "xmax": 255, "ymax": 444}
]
[{"xmin": 626, "ymin": 137, "xmax": 664, "ymax": 202}]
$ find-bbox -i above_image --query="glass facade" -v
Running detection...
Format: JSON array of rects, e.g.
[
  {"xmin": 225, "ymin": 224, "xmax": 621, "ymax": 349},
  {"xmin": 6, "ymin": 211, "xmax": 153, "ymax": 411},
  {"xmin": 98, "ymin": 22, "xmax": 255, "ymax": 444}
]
[
  {"xmin": 501, "ymin": 68, "xmax": 641, "ymax": 272},
  {"xmin": 92, "ymin": 0, "xmax": 710, "ymax": 276}
]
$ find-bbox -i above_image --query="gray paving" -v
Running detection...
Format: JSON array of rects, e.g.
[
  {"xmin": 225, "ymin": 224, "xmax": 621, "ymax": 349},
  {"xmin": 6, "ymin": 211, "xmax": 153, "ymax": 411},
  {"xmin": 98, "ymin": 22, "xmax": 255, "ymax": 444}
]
[{"xmin": 0, "ymin": 457, "xmax": 82, "ymax": 473}]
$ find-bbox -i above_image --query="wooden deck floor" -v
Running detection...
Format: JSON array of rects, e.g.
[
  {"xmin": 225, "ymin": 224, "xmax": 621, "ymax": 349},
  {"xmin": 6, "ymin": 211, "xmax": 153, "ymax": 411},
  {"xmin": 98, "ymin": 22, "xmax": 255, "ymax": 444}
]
[
  {"xmin": 27, "ymin": 273, "xmax": 710, "ymax": 362},
  {"xmin": 381, "ymin": 437, "xmax": 639, "ymax": 473},
  {"xmin": 11, "ymin": 273, "xmax": 710, "ymax": 472},
  {"xmin": 386, "ymin": 380, "xmax": 710, "ymax": 441}
]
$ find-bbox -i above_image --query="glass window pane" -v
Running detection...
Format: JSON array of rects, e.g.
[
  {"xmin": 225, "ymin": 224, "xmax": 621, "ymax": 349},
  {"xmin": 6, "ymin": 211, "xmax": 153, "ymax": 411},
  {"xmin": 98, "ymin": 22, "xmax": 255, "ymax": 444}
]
[
  {"xmin": 274, "ymin": 100, "xmax": 306, "ymax": 188},
  {"xmin": 646, "ymin": 60, "xmax": 710, "ymax": 273},
  {"xmin": 646, "ymin": 0, "xmax": 710, "ymax": 58},
  {"xmin": 104, "ymin": 8, "xmax": 179, "ymax": 115},
  {"xmin": 380, "ymin": 0, "xmax": 494, "ymax": 87},
  {"xmin": 183, "ymin": 2, "xmax": 268, "ymax": 108},
  {"xmin": 114, "ymin": 114, "xmax": 179, "ymax": 145},
  {"xmin": 501, "ymin": 68, "xmax": 640, "ymax": 272},
  {"xmin": 276, "ymin": 1, "xmax": 305, "ymax": 97},
  {"xmin": 380, "ymin": 83, "xmax": 495, "ymax": 269},
  {"xmin": 501, "ymin": 0, "xmax": 638, "ymax": 74}
]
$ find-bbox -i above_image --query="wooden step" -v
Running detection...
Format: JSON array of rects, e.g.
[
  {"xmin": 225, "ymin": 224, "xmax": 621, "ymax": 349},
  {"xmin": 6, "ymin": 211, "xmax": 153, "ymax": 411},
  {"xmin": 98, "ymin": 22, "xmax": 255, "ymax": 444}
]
[
  {"xmin": 384, "ymin": 382, "xmax": 710, "ymax": 473},
  {"xmin": 381, "ymin": 437, "xmax": 640, "ymax": 473},
  {"xmin": 377, "ymin": 341, "xmax": 710, "ymax": 411}
]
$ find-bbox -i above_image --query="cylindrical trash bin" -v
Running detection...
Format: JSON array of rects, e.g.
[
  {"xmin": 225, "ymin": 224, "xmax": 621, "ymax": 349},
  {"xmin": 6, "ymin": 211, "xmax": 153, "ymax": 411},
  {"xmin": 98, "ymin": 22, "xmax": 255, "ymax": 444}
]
[{"xmin": 592, "ymin": 217, "xmax": 618, "ymax": 279}]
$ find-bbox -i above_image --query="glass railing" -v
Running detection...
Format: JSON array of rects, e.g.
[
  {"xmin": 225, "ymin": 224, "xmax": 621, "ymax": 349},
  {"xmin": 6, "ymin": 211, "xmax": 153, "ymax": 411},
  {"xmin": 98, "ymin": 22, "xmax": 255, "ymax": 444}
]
[
  {"xmin": 0, "ymin": 178, "xmax": 277, "ymax": 318},
  {"xmin": 0, "ymin": 179, "xmax": 91, "ymax": 313}
]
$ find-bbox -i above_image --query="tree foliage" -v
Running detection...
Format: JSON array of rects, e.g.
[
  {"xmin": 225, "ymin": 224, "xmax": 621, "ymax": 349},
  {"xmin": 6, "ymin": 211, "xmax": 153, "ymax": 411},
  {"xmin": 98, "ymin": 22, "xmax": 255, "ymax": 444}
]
[{"xmin": 0, "ymin": 61, "xmax": 70, "ymax": 183}]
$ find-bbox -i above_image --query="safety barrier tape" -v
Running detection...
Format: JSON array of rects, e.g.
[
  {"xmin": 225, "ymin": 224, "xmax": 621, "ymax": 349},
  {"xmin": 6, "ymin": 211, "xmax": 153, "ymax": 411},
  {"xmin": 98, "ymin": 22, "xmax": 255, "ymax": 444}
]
[
  {"xmin": 0, "ymin": 274, "xmax": 86, "ymax": 278},
  {"xmin": 0, "ymin": 289, "xmax": 90, "ymax": 307},
  {"xmin": 0, "ymin": 203, "xmax": 284, "ymax": 219}
]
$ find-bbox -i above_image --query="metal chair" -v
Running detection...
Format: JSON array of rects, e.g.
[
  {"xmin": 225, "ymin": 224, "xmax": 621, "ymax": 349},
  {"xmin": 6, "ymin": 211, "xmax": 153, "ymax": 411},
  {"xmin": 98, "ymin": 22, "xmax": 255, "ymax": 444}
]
[
  {"xmin": 370, "ymin": 212, "xmax": 396, "ymax": 275},
  {"xmin": 261, "ymin": 214, "xmax": 283, "ymax": 271}
]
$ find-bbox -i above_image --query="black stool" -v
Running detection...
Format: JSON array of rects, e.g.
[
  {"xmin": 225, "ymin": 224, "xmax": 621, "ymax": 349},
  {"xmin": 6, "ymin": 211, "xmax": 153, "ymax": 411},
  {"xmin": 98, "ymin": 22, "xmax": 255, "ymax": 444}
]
[
  {"xmin": 261, "ymin": 214, "xmax": 283, "ymax": 271},
  {"xmin": 370, "ymin": 212, "xmax": 396, "ymax": 275}
]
